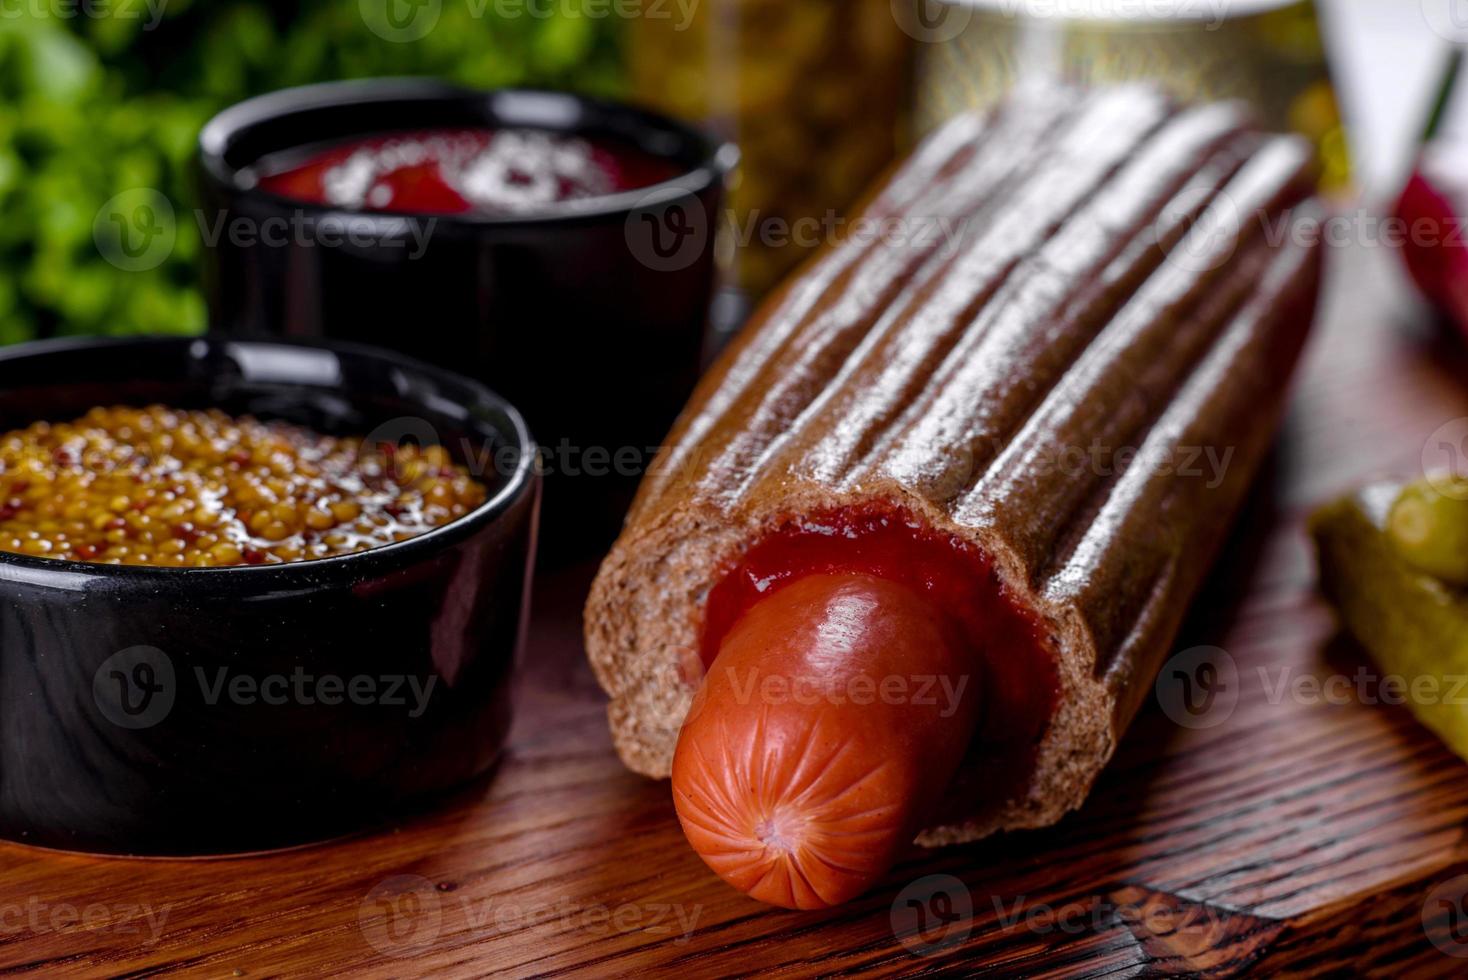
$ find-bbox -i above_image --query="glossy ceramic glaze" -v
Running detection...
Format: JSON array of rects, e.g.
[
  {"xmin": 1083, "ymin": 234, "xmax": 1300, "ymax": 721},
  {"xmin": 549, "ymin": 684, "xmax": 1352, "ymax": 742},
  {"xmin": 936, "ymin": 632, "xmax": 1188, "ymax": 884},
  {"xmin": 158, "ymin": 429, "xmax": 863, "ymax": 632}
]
[
  {"xmin": 0, "ymin": 337, "xmax": 539, "ymax": 855},
  {"xmin": 198, "ymin": 80, "xmax": 735, "ymax": 560}
]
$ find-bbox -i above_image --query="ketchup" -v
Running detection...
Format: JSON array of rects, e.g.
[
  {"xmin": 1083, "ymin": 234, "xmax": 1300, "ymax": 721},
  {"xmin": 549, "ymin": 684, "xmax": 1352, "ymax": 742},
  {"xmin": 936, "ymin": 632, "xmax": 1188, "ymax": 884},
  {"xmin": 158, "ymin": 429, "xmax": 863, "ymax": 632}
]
[{"xmin": 256, "ymin": 128, "xmax": 682, "ymax": 215}]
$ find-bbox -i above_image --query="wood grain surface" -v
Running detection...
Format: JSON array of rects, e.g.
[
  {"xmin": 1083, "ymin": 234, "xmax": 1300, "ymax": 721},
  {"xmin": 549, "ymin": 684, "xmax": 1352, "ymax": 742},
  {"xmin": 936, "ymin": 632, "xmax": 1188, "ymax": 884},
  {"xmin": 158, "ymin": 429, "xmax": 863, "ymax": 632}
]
[{"xmin": 3, "ymin": 238, "xmax": 1468, "ymax": 978}]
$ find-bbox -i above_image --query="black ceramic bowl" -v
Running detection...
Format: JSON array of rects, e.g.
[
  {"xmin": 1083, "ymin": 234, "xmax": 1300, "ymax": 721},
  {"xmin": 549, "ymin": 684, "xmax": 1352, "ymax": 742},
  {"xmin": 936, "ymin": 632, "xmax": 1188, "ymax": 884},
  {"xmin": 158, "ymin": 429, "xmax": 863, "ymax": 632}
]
[
  {"xmin": 0, "ymin": 336, "xmax": 538, "ymax": 855},
  {"xmin": 197, "ymin": 79, "xmax": 736, "ymax": 561}
]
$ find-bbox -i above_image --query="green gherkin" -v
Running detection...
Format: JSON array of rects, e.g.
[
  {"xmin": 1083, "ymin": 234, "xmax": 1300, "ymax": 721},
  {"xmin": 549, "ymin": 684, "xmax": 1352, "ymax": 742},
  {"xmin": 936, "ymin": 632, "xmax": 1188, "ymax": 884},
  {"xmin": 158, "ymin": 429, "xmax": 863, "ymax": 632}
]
[
  {"xmin": 1387, "ymin": 478, "xmax": 1468, "ymax": 586},
  {"xmin": 1312, "ymin": 483, "xmax": 1468, "ymax": 762}
]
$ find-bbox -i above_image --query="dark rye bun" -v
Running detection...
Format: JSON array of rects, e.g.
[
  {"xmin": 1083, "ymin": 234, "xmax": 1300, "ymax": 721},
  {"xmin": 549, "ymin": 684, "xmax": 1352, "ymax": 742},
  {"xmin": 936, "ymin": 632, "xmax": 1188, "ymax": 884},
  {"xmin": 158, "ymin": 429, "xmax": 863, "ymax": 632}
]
[{"xmin": 585, "ymin": 85, "xmax": 1323, "ymax": 846}]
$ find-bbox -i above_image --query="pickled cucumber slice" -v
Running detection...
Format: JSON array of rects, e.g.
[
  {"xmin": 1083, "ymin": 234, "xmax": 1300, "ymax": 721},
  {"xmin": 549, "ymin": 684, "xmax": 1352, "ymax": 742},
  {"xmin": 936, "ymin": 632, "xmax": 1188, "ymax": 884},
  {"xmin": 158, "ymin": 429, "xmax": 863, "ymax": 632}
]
[
  {"xmin": 1387, "ymin": 479, "xmax": 1468, "ymax": 586},
  {"xmin": 1311, "ymin": 483, "xmax": 1468, "ymax": 762}
]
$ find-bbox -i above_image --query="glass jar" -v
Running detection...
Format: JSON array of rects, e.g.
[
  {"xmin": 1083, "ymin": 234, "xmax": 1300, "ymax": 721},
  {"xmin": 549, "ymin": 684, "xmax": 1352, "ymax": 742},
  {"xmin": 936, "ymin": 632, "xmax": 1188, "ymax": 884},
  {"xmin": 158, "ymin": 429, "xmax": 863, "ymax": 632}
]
[
  {"xmin": 911, "ymin": 0, "xmax": 1349, "ymax": 190},
  {"xmin": 628, "ymin": 0, "xmax": 913, "ymax": 297}
]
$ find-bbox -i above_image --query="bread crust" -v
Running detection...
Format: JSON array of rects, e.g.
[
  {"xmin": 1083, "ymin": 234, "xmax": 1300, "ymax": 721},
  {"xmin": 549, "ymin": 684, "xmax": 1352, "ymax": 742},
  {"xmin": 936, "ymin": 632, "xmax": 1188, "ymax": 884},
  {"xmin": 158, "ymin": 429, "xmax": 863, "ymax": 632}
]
[{"xmin": 585, "ymin": 86, "xmax": 1323, "ymax": 845}]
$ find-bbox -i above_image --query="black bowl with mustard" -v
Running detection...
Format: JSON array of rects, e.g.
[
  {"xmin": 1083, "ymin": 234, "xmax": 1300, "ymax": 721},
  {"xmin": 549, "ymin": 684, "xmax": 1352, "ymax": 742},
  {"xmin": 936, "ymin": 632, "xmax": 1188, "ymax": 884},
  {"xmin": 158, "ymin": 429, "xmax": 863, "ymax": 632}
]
[{"xmin": 0, "ymin": 336, "xmax": 538, "ymax": 855}]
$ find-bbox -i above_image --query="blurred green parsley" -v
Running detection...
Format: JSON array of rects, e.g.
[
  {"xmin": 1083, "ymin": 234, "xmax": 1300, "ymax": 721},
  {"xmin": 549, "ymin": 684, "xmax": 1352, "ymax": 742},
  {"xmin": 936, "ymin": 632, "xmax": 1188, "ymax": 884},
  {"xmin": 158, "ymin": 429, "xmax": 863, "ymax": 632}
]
[{"xmin": 0, "ymin": 1, "xmax": 623, "ymax": 344}]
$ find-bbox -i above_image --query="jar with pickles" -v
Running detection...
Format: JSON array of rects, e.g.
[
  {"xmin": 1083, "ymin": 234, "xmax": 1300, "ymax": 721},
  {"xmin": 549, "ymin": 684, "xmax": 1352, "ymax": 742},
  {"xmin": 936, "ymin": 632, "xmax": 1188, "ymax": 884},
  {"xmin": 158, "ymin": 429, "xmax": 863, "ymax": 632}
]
[
  {"xmin": 628, "ymin": 0, "xmax": 913, "ymax": 297},
  {"xmin": 911, "ymin": 0, "xmax": 1348, "ymax": 190}
]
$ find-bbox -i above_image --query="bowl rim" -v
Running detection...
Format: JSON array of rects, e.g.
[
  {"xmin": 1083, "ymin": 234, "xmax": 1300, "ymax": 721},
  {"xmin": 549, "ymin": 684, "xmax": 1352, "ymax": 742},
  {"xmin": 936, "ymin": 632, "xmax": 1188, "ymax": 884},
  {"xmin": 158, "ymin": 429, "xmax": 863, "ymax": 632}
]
[
  {"xmin": 0, "ymin": 334, "xmax": 539, "ymax": 585},
  {"xmin": 197, "ymin": 77, "xmax": 739, "ymax": 230}
]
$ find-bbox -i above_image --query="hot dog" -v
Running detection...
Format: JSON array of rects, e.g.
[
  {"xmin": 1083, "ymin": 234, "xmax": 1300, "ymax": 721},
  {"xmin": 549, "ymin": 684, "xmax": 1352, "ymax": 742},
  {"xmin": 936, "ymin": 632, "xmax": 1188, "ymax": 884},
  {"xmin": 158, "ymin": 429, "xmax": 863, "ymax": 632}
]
[
  {"xmin": 585, "ymin": 85, "xmax": 1324, "ymax": 907},
  {"xmin": 673, "ymin": 572, "xmax": 979, "ymax": 909}
]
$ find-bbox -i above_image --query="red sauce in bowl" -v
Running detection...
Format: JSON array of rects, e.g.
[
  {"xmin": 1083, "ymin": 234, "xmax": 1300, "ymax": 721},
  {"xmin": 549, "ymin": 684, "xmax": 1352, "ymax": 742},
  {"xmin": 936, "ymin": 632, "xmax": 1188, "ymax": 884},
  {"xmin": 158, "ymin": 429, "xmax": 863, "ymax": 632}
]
[{"xmin": 256, "ymin": 128, "xmax": 683, "ymax": 216}]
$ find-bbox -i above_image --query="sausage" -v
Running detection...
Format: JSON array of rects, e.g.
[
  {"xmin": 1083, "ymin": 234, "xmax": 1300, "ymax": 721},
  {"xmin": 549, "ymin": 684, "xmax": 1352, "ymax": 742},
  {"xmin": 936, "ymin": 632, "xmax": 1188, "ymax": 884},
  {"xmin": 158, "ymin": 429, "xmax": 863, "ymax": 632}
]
[{"xmin": 670, "ymin": 572, "xmax": 984, "ymax": 909}]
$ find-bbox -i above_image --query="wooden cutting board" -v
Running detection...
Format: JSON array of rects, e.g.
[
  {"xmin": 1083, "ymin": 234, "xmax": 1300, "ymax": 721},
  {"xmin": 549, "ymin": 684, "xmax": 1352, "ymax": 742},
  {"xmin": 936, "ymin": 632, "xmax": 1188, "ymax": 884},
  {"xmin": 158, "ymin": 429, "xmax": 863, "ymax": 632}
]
[{"xmin": 3, "ymin": 239, "xmax": 1467, "ymax": 978}]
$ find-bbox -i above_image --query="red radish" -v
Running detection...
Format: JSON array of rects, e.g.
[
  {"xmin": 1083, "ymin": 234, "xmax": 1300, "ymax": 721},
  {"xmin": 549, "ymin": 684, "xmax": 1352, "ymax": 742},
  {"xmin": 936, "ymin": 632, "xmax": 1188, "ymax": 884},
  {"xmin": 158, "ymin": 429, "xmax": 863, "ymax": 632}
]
[{"xmin": 1395, "ymin": 46, "xmax": 1468, "ymax": 337}]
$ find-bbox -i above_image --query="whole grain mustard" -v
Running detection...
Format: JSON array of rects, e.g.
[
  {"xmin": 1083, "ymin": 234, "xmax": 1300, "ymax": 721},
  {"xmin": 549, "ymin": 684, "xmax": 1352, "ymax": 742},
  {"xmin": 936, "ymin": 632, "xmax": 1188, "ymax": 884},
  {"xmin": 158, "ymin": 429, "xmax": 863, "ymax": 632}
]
[{"xmin": 0, "ymin": 405, "xmax": 487, "ymax": 567}]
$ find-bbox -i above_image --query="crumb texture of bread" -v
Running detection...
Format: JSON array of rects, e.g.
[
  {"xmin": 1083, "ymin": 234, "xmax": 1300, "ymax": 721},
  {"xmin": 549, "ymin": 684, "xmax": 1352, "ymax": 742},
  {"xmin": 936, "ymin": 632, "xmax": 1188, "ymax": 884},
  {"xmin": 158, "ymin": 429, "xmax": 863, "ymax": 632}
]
[{"xmin": 585, "ymin": 85, "xmax": 1323, "ymax": 845}]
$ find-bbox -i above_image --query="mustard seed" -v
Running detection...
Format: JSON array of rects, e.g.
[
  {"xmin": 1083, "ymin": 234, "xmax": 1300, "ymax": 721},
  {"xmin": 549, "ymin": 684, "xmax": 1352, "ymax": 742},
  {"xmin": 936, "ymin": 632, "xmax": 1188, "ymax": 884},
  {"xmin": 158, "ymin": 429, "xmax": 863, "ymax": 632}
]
[{"xmin": 0, "ymin": 406, "xmax": 488, "ymax": 567}]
